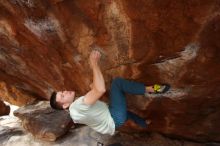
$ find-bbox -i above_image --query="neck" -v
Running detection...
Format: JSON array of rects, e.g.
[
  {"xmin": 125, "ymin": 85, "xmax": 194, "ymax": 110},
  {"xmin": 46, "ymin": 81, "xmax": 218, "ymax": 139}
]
[{"xmin": 73, "ymin": 95, "xmax": 81, "ymax": 101}]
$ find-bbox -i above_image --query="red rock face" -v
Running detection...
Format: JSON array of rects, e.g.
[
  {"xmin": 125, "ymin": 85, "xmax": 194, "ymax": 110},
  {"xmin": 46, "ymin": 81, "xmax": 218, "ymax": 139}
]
[
  {"xmin": 0, "ymin": 0, "xmax": 220, "ymax": 142},
  {"xmin": 0, "ymin": 100, "xmax": 10, "ymax": 116}
]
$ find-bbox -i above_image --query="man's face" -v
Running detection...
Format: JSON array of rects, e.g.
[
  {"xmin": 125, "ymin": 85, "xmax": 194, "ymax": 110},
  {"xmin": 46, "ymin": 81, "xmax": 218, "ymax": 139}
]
[{"xmin": 56, "ymin": 90, "xmax": 75, "ymax": 109}]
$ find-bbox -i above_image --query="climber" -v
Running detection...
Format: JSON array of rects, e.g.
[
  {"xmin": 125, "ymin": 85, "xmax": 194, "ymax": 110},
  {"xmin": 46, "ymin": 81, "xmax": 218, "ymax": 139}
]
[{"xmin": 50, "ymin": 50, "xmax": 170, "ymax": 135}]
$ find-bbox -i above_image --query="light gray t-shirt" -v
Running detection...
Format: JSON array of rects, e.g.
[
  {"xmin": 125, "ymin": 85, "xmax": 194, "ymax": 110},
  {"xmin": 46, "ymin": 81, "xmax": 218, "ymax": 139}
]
[{"xmin": 69, "ymin": 96, "xmax": 115, "ymax": 135}]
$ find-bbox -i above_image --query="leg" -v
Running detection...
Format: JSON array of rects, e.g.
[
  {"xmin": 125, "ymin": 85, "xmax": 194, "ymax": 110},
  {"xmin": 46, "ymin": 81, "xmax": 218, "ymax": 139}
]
[
  {"xmin": 111, "ymin": 77, "xmax": 146, "ymax": 95},
  {"xmin": 127, "ymin": 111, "xmax": 147, "ymax": 128},
  {"xmin": 109, "ymin": 77, "xmax": 147, "ymax": 128}
]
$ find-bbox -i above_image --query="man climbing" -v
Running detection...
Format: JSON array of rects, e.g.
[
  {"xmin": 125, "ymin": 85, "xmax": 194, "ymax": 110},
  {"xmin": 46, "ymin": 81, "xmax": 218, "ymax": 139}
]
[{"xmin": 50, "ymin": 50, "xmax": 170, "ymax": 135}]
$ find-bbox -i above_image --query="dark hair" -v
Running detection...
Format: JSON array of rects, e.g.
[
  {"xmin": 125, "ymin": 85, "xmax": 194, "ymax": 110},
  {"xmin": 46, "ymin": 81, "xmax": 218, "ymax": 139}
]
[{"xmin": 50, "ymin": 91, "xmax": 63, "ymax": 110}]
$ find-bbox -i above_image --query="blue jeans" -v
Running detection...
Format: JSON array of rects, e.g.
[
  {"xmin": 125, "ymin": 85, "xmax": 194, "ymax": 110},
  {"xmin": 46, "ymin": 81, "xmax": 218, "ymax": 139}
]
[{"xmin": 109, "ymin": 77, "xmax": 147, "ymax": 128}]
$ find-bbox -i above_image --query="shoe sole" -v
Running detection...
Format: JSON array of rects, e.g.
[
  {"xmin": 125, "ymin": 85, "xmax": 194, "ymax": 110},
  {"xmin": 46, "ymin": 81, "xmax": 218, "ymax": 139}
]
[{"xmin": 160, "ymin": 84, "xmax": 171, "ymax": 93}]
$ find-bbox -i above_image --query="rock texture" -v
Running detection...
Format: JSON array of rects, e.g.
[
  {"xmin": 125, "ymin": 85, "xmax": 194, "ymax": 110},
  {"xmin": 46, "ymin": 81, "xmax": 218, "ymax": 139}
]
[
  {"xmin": 14, "ymin": 101, "xmax": 73, "ymax": 141},
  {"xmin": 1, "ymin": 116, "xmax": 218, "ymax": 146},
  {"xmin": 0, "ymin": 100, "xmax": 10, "ymax": 116},
  {"xmin": 0, "ymin": 0, "xmax": 220, "ymax": 143},
  {"xmin": 0, "ymin": 116, "xmax": 24, "ymax": 143}
]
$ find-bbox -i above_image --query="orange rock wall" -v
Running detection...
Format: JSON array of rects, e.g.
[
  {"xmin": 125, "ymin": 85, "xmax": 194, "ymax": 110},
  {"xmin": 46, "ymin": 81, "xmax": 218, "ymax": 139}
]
[{"xmin": 0, "ymin": 0, "xmax": 220, "ymax": 142}]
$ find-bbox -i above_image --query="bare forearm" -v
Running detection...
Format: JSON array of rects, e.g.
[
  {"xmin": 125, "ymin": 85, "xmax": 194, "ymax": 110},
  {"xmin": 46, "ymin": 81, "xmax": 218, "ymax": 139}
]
[{"xmin": 92, "ymin": 65, "xmax": 106, "ymax": 92}]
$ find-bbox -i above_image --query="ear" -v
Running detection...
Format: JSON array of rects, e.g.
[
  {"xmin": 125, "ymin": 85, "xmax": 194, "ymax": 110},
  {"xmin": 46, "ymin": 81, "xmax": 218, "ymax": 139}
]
[{"xmin": 62, "ymin": 103, "xmax": 70, "ymax": 109}]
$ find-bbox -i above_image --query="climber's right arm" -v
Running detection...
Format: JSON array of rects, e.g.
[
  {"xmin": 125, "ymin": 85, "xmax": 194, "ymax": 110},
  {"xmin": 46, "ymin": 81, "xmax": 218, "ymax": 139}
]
[{"xmin": 83, "ymin": 50, "xmax": 106, "ymax": 105}]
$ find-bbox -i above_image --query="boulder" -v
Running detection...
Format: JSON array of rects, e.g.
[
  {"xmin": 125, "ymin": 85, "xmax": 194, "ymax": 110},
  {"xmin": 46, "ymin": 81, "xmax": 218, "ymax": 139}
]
[
  {"xmin": 0, "ymin": 0, "xmax": 220, "ymax": 142},
  {"xmin": 1, "ymin": 117, "xmax": 218, "ymax": 146},
  {"xmin": 0, "ymin": 116, "xmax": 24, "ymax": 143},
  {"xmin": 14, "ymin": 101, "xmax": 73, "ymax": 141},
  {"xmin": 0, "ymin": 100, "xmax": 10, "ymax": 116}
]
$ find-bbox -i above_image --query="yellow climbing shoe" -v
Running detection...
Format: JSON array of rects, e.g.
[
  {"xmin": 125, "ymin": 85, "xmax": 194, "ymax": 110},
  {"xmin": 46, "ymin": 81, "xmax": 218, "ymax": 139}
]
[{"xmin": 153, "ymin": 84, "xmax": 170, "ymax": 93}]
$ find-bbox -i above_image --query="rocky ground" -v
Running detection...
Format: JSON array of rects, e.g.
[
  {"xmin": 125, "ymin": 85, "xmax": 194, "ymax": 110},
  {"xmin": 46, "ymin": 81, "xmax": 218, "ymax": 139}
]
[{"xmin": 1, "ymin": 115, "xmax": 220, "ymax": 146}]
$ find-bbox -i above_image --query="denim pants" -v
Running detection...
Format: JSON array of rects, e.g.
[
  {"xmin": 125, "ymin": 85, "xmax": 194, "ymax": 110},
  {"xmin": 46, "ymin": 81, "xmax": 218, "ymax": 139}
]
[{"xmin": 109, "ymin": 77, "xmax": 147, "ymax": 128}]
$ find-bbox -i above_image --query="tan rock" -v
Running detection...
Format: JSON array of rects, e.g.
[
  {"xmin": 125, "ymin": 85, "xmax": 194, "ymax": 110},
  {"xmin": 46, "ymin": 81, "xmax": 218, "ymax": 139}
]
[
  {"xmin": 0, "ymin": 121, "xmax": 215, "ymax": 146},
  {"xmin": 14, "ymin": 101, "xmax": 73, "ymax": 141}
]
